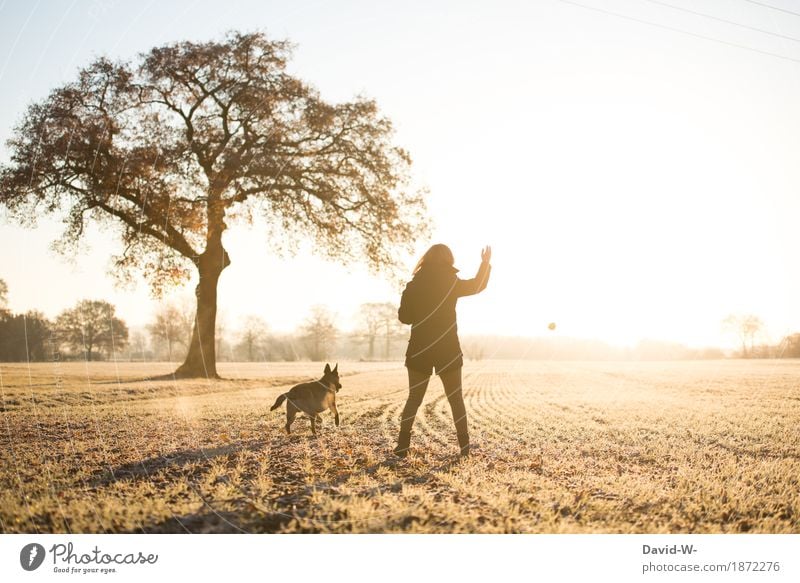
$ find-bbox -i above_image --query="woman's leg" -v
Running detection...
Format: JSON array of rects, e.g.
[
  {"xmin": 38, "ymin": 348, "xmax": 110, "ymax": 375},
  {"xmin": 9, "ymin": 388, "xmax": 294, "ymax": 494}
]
[
  {"xmin": 395, "ymin": 368, "xmax": 431, "ymax": 455},
  {"xmin": 439, "ymin": 366, "xmax": 469, "ymax": 455}
]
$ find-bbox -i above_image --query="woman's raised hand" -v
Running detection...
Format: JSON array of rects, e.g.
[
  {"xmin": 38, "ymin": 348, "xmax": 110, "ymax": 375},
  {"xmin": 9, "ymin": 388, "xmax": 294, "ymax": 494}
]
[{"xmin": 481, "ymin": 245, "xmax": 492, "ymax": 263}]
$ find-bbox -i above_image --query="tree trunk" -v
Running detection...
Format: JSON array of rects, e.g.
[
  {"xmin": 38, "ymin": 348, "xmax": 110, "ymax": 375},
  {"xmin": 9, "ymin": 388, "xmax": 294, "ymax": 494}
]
[{"xmin": 174, "ymin": 237, "xmax": 230, "ymax": 378}]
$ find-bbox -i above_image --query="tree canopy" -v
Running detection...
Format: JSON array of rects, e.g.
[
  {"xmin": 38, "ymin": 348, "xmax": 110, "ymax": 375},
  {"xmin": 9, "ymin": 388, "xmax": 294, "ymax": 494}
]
[
  {"xmin": 0, "ymin": 31, "xmax": 426, "ymax": 289},
  {"xmin": 0, "ymin": 32, "xmax": 428, "ymax": 376}
]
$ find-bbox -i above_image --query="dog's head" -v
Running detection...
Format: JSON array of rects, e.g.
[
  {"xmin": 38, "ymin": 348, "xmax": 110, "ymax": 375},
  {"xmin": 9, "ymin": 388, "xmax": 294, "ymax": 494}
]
[{"xmin": 323, "ymin": 363, "xmax": 341, "ymax": 392}]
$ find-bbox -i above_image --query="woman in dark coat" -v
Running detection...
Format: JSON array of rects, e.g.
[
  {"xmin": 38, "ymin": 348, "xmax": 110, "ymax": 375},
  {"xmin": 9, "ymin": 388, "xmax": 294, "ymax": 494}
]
[{"xmin": 395, "ymin": 243, "xmax": 492, "ymax": 457}]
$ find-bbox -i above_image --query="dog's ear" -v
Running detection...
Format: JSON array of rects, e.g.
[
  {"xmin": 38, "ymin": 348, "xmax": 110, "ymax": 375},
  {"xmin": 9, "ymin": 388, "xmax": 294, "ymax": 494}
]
[
  {"xmin": 324, "ymin": 363, "xmax": 331, "ymax": 374},
  {"xmin": 333, "ymin": 363, "xmax": 338, "ymax": 373}
]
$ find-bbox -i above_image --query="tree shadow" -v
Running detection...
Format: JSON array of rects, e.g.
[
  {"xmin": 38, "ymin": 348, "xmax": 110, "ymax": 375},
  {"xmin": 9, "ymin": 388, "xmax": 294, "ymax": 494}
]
[
  {"xmin": 126, "ymin": 510, "xmax": 290, "ymax": 534},
  {"xmin": 89, "ymin": 439, "xmax": 268, "ymax": 488},
  {"xmin": 88, "ymin": 373, "xmax": 307, "ymax": 385},
  {"xmin": 98, "ymin": 434, "xmax": 469, "ymax": 533},
  {"xmin": 136, "ymin": 451, "xmax": 465, "ymax": 533},
  {"xmin": 708, "ymin": 439, "xmax": 800, "ymax": 462},
  {"xmin": 88, "ymin": 373, "xmax": 193, "ymax": 385}
]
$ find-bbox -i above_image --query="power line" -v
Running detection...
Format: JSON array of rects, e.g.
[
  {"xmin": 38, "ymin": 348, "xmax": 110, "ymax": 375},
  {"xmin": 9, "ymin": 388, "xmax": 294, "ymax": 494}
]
[
  {"xmin": 742, "ymin": 0, "xmax": 800, "ymax": 19},
  {"xmin": 638, "ymin": 0, "xmax": 800, "ymax": 43},
  {"xmin": 553, "ymin": 0, "xmax": 800, "ymax": 64}
]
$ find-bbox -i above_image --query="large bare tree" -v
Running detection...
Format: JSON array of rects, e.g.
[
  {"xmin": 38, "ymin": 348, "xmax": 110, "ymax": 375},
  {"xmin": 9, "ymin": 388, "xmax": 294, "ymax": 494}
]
[{"xmin": 0, "ymin": 32, "xmax": 426, "ymax": 377}]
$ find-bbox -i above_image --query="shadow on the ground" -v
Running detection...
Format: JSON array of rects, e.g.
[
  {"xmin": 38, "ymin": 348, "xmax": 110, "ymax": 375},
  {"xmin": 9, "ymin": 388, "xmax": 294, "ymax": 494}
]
[
  {"xmin": 89, "ymin": 373, "xmax": 217, "ymax": 384},
  {"xmin": 130, "ymin": 510, "xmax": 256, "ymax": 534},
  {"xmin": 87, "ymin": 374, "xmax": 309, "ymax": 387},
  {"xmin": 101, "ymin": 432, "xmax": 468, "ymax": 533},
  {"xmin": 89, "ymin": 439, "xmax": 269, "ymax": 488}
]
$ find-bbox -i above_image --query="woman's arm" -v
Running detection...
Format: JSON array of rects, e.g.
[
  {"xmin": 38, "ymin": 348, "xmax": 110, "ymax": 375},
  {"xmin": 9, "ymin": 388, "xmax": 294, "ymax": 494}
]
[
  {"xmin": 398, "ymin": 281, "xmax": 416, "ymax": 324},
  {"xmin": 455, "ymin": 246, "xmax": 492, "ymax": 297}
]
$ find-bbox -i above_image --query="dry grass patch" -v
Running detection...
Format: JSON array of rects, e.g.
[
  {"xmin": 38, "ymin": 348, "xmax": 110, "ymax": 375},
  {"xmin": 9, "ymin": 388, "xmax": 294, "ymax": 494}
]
[{"xmin": 1, "ymin": 360, "xmax": 798, "ymax": 533}]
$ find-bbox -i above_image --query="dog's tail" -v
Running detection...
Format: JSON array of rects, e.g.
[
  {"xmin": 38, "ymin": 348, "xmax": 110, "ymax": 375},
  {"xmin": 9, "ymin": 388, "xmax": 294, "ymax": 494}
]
[{"xmin": 270, "ymin": 393, "xmax": 287, "ymax": 411}]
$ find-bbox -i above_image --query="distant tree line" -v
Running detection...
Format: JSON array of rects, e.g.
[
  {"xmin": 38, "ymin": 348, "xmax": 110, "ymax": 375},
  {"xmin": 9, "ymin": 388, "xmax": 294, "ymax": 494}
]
[
  {"xmin": 0, "ymin": 282, "xmax": 130, "ymax": 362},
  {"xmin": 460, "ymin": 335, "xmax": 800, "ymax": 361},
  {"xmin": 3, "ymin": 277, "xmax": 800, "ymax": 362},
  {"xmin": 0, "ymin": 278, "xmax": 407, "ymax": 362},
  {"xmin": 139, "ymin": 300, "xmax": 407, "ymax": 363},
  {"xmin": 460, "ymin": 312, "xmax": 800, "ymax": 361}
]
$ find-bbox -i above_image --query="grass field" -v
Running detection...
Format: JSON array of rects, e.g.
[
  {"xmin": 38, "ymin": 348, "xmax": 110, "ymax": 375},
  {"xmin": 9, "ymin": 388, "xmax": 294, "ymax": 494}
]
[{"xmin": 1, "ymin": 360, "xmax": 798, "ymax": 533}]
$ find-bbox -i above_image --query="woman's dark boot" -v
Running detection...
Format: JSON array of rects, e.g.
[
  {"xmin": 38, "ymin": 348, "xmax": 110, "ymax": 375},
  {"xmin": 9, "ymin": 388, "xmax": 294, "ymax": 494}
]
[
  {"xmin": 393, "ymin": 444, "xmax": 409, "ymax": 458},
  {"xmin": 395, "ymin": 370, "xmax": 429, "ymax": 459},
  {"xmin": 456, "ymin": 424, "xmax": 470, "ymax": 457},
  {"xmin": 394, "ymin": 421, "xmax": 413, "ymax": 458}
]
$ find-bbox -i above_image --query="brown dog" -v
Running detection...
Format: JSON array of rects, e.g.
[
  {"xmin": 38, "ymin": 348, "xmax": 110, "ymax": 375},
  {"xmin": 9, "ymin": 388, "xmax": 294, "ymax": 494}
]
[{"xmin": 270, "ymin": 363, "xmax": 341, "ymax": 435}]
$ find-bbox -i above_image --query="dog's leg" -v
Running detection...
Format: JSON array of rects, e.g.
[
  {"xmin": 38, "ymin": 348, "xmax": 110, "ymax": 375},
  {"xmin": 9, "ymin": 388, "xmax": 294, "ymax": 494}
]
[
  {"xmin": 309, "ymin": 414, "xmax": 317, "ymax": 436},
  {"xmin": 330, "ymin": 403, "xmax": 340, "ymax": 427},
  {"xmin": 285, "ymin": 400, "xmax": 297, "ymax": 434}
]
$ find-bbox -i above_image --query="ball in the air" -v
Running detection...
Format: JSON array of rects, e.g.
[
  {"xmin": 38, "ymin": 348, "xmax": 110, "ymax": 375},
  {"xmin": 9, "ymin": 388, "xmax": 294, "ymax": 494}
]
[{"xmin": 548, "ymin": 322, "xmax": 556, "ymax": 331}]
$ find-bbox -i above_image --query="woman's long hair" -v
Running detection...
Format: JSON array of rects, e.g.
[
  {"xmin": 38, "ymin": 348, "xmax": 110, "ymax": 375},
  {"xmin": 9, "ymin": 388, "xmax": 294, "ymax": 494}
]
[{"xmin": 413, "ymin": 244, "xmax": 455, "ymax": 275}]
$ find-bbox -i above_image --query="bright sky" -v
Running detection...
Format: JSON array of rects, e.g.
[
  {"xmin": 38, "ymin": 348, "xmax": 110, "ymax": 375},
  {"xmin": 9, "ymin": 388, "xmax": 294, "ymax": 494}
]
[{"xmin": 1, "ymin": 0, "xmax": 799, "ymax": 348}]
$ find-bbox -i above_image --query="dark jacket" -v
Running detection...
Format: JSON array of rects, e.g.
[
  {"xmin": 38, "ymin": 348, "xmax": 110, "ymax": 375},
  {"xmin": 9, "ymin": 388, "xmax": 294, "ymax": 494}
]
[{"xmin": 398, "ymin": 260, "xmax": 491, "ymax": 373}]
